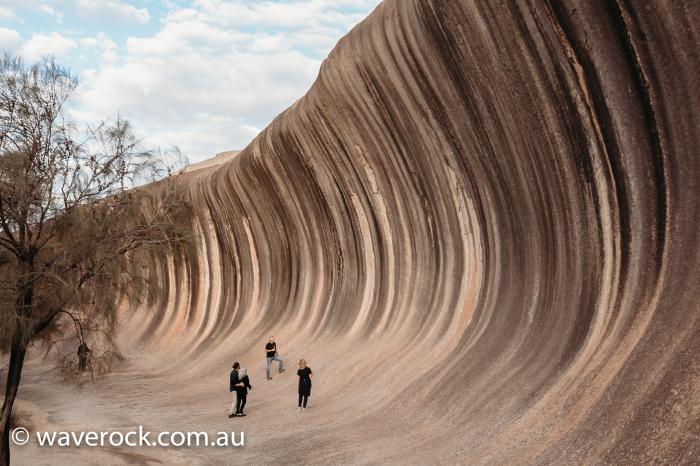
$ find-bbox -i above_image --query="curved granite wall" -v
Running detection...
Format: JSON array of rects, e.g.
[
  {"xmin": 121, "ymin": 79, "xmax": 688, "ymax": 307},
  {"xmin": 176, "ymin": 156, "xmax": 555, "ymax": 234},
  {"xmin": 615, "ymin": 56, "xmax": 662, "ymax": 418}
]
[{"xmin": 121, "ymin": 1, "xmax": 700, "ymax": 463}]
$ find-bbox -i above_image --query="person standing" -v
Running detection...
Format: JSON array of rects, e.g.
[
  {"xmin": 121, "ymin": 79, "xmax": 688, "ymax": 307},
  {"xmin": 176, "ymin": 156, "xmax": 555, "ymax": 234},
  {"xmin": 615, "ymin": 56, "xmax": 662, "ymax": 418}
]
[
  {"xmin": 229, "ymin": 362, "xmax": 244, "ymax": 418},
  {"xmin": 77, "ymin": 342, "xmax": 91, "ymax": 371},
  {"xmin": 265, "ymin": 336, "xmax": 285, "ymax": 380},
  {"xmin": 234, "ymin": 368, "xmax": 252, "ymax": 416},
  {"xmin": 297, "ymin": 359, "xmax": 313, "ymax": 412}
]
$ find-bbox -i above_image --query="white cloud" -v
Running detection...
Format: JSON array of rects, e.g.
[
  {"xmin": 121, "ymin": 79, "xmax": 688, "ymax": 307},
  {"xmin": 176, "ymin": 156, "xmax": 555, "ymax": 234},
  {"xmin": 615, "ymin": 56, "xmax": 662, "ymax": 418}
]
[
  {"xmin": 39, "ymin": 4, "xmax": 64, "ymax": 23},
  {"xmin": 205, "ymin": 1, "xmax": 377, "ymax": 59},
  {"xmin": 21, "ymin": 32, "xmax": 77, "ymax": 62},
  {"xmin": 80, "ymin": 32, "xmax": 118, "ymax": 62},
  {"xmin": 189, "ymin": 0, "xmax": 372, "ymax": 30},
  {"xmin": 75, "ymin": 0, "xmax": 150, "ymax": 25},
  {"xmin": 76, "ymin": 46, "xmax": 319, "ymax": 159},
  {"xmin": 125, "ymin": 20, "xmax": 250, "ymax": 56},
  {"xmin": 67, "ymin": 0, "xmax": 382, "ymax": 162},
  {"xmin": 0, "ymin": 0, "xmax": 67, "ymax": 21},
  {"xmin": 0, "ymin": 6, "xmax": 16, "ymax": 20},
  {"xmin": 0, "ymin": 27, "xmax": 21, "ymax": 51}
]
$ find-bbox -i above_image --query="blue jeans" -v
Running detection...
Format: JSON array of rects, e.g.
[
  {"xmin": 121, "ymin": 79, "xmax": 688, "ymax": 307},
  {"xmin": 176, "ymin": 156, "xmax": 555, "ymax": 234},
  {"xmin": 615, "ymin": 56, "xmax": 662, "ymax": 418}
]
[{"xmin": 266, "ymin": 355, "xmax": 284, "ymax": 378}]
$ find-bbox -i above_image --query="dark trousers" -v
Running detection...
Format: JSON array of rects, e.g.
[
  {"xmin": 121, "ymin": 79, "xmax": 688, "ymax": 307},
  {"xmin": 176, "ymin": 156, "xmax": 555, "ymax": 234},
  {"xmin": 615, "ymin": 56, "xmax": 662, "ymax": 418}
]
[
  {"xmin": 298, "ymin": 393, "xmax": 308, "ymax": 408},
  {"xmin": 236, "ymin": 392, "xmax": 247, "ymax": 413}
]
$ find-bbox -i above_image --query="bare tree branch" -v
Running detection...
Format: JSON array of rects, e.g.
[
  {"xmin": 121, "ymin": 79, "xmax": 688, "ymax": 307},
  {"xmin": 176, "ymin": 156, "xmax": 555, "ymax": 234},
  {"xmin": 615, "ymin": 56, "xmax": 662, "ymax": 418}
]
[{"xmin": 0, "ymin": 53, "xmax": 190, "ymax": 462}]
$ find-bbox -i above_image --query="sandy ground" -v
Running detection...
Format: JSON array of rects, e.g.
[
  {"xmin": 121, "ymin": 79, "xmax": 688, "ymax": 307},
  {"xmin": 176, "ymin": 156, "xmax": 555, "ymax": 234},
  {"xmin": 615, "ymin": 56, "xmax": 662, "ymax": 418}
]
[
  {"xmin": 13, "ymin": 349, "xmax": 363, "ymax": 466},
  {"xmin": 12, "ymin": 330, "xmax": 461, "ymax": 466}
]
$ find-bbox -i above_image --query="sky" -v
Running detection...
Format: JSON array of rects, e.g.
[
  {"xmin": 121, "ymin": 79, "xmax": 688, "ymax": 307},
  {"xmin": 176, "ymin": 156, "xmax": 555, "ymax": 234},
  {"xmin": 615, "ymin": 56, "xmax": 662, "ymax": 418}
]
[{"xmin": 0, "ymin": 0, "xmax": 382, "ymax": 163}]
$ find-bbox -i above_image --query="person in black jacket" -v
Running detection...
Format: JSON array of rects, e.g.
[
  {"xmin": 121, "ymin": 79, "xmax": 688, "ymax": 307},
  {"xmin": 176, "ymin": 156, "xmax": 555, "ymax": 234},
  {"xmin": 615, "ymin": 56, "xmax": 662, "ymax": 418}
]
[
  {"xmin": 229, "ymin": 362, "xmax": 244, "ymax": 418},
  {"xmin": 234, "ymin": 368, "xmax": 252, "ymax": 416},
  {"xmin": 297, "ymin": 359, "xmax": 313, "ymax": 412}
]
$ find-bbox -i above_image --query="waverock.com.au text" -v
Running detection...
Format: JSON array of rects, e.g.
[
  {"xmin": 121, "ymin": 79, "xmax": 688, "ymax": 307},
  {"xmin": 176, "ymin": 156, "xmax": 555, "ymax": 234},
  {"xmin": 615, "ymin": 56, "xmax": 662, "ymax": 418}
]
[{"xmin": 11, "ymin": 425, "xmax": 244, "ymax": 448}]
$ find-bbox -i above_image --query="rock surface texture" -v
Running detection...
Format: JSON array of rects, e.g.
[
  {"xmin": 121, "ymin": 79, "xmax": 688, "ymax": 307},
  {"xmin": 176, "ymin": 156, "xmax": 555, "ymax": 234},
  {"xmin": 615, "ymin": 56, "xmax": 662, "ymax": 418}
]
[{"xmin": 19, "ymin": 1, "xmax": 700, "ymax": 464}]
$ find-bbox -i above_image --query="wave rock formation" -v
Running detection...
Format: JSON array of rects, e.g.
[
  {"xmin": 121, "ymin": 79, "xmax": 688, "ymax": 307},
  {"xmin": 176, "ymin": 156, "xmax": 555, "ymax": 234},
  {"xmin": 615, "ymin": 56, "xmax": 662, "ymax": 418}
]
[{"xmin": 118, "ymin": 0, "xmax": 699, "ymax": 464}]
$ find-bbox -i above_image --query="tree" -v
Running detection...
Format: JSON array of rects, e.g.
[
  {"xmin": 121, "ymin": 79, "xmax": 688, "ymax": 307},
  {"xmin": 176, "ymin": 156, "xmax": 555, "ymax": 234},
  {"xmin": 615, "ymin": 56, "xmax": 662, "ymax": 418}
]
[{"xmin": 0, "ymin": 54, "xmax": 187, "ymax": 465}]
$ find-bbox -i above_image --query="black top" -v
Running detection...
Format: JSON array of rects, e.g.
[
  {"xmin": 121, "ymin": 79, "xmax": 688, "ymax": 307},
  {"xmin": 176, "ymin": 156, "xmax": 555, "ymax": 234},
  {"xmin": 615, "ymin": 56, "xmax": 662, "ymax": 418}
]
[
  {"xmin": 297, "ymin": 367, "xmax": 312, "ymax": 382},
  {"xmin": 236, "ymin": 375, "xmax": 252, "ymax": 394},
  {"xmin": 229, "ymin": 369, "xmax": 239, "ymax": 392},
  {"xmin": 265, "ymin": 342, "xmax": 277, "ymax": 358},
  {"xmin": 297, "ymin": 367, "xmax": 312, "ymax": 396}
]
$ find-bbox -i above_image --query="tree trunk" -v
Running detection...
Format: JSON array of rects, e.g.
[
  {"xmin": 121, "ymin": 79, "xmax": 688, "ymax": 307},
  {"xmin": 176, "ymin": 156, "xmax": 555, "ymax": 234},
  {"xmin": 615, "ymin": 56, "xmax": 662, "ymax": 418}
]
[{"xmin": 0, "ymin": 322, "xmax": 29, "ymax": 466}]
